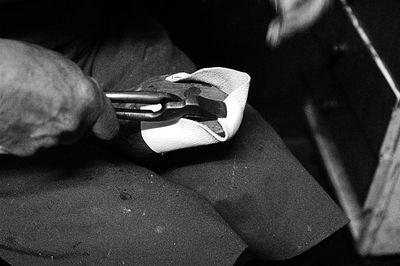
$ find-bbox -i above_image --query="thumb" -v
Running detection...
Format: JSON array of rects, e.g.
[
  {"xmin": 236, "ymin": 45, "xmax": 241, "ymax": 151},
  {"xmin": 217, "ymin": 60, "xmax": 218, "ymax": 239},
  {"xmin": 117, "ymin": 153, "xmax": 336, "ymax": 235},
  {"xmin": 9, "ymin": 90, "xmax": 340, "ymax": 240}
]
[
  {"xmin": 89, "ymin": 78, "xmax": 119, "ymax": 140},
  {"xmin": 91, "ymin": 94, "xmax": 120, "ymax": 140}
]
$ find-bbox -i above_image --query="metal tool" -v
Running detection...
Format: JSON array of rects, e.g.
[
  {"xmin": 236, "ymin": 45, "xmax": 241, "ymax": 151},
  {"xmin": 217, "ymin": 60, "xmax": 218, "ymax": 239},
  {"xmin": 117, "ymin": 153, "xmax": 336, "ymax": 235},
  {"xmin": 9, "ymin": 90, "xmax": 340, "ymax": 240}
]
[{"xmin": 105, "ymin": 87, "xmax": 227, "ymax": 122}]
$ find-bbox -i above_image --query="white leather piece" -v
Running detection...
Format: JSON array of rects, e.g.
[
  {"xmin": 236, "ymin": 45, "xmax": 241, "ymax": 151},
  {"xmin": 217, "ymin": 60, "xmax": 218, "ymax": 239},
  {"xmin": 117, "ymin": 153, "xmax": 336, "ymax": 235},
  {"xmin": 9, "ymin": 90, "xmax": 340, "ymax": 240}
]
[{"xmin": 141, "ymin": 67, "xmax": 251, "ymax": 153}]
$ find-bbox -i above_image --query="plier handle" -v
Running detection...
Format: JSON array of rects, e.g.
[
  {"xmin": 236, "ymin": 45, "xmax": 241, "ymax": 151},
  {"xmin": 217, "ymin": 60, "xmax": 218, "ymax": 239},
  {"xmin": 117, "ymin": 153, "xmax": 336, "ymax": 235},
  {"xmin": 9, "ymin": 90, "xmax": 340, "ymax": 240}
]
[{"xmin": 105, "ymin": 87, "xmax": 227, "ymax": 122}]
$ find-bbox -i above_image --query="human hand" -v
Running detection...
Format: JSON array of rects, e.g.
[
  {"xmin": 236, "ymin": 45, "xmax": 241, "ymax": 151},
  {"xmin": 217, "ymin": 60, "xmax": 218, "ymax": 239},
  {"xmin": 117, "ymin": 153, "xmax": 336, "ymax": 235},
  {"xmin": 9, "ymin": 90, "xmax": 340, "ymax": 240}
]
[
  {"xmin": 0, "ymin": 39, "xmax": 119, "ymax": 156},
  {"xmin": 266, "ymin": 0, "xmax": 331, "ymax": 47}
]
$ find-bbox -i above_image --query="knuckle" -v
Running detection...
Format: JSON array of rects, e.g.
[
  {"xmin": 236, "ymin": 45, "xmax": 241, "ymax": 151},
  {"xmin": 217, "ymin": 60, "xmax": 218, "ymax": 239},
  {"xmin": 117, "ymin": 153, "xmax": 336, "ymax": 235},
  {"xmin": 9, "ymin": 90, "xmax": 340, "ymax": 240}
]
[
  {"xmin": 62, "ymin": 114, "xmax": 80, "ymax": 132},
  {"xmin": 79, "ymin": 78, "xmax": 101, "ymax": 108}
]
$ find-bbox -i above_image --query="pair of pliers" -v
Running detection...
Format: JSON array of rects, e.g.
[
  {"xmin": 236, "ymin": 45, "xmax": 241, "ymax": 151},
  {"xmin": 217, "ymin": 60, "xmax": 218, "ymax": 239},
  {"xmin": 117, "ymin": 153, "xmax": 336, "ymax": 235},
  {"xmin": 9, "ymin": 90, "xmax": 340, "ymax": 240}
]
[{"xmin": 105, "ymin": 87, "xmax": 227, "ymax": 122}]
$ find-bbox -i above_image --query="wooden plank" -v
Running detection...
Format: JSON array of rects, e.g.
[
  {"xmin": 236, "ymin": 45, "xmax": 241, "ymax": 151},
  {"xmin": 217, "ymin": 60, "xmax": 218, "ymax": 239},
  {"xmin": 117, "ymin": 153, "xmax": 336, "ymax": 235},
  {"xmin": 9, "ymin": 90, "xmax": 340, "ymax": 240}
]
[
  {"xmin": 304, "ymin": 101, "xmax": 363, "ymax": 239},
  {"xmin": 335, "ymin": 0, "xmax": 400, "ymax": 256},
  {"xmin": 359, "ymin": 107, "xmax": 400, "ymax": 255},
  {"xmin": 308, "ymin": 0, "xmax": 400, "ymax": 256}
]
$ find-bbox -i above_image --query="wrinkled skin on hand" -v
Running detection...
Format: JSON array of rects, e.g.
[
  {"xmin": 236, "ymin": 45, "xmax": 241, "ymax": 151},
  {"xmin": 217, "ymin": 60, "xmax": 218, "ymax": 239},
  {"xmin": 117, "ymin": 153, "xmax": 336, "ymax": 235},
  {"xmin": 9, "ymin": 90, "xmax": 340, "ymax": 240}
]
[
  {"xmin": 266, "ymin": 0, "xmax": 331, "ymax": 47},
  {"xmin": 0, "ymin": 39, "xmax": 119, "ymax": 156}
]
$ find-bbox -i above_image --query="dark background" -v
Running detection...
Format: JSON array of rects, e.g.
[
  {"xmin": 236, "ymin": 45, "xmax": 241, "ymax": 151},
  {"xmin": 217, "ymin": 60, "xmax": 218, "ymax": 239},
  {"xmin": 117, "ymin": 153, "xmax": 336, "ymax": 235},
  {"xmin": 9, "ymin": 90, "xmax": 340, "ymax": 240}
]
[{"xmin": 151, "ymin": 0, "xmax": 400, "ymax": 265}]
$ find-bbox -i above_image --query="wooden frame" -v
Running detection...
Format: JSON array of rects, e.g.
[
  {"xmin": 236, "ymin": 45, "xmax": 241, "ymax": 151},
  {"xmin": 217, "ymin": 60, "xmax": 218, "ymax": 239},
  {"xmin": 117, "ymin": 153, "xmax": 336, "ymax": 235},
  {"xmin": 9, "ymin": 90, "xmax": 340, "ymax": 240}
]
[{"xmin": 305, "ymin": 0, "xmax": 400, "ymax": 256}]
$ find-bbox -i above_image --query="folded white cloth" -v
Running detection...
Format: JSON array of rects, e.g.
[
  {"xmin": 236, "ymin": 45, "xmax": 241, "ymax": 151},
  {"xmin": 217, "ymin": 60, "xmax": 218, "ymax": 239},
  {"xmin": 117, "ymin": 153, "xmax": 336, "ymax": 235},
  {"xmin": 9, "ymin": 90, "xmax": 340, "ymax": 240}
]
[{"xmin": 141, "ymin": 67, "xmax": 251, "ymax": 153}]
